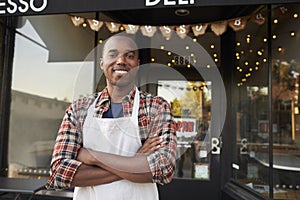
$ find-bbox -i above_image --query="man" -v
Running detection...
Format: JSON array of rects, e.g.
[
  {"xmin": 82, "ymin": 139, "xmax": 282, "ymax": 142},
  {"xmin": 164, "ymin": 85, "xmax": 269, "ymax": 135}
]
[{"xmin": 46, "ymin": 34, "xmax": 177, "ymax": 199}]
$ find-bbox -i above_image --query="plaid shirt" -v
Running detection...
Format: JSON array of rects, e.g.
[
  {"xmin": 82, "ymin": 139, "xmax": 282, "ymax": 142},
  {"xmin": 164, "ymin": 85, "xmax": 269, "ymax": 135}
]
[{"xmin": 46, "ymin": 87, "xmax": 177, "ymax": 189}]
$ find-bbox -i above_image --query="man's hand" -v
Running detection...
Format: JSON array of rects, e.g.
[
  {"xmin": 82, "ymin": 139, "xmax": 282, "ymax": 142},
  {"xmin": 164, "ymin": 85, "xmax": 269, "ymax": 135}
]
[
  {"xmin": 77, "ymin": 147, "xmax": 97, "ymax": 165},
  {"xmin": 137, "ymin": 136, "xmax": 164, "ymax": 154}
]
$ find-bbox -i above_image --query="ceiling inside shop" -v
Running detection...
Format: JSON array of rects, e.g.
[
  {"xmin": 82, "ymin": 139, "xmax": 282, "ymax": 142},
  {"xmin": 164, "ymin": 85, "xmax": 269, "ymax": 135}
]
[{"xmin": 100, "ymin": 5, "xmax": 262, "ymax": 26}]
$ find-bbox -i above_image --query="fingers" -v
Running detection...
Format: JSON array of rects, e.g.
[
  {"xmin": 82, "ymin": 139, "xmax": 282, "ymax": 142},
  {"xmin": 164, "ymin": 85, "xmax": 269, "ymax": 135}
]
[{"xmin": 137, "ymin": 136, "xmax": 165, "ymax": 154}]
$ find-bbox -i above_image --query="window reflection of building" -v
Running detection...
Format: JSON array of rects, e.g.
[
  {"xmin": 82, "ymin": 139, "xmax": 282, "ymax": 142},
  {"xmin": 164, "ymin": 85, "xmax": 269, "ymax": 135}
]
[
  {"xmin": 9, "ymin": 90, "xmax": 69, "ymax": 179},
  {"xmin": 158, "ymin": 81, "xmax": 212, "ymax": 179},
  {"xmin": 234, "ymin": 4, "xmax": 300, "ymax": 199}
]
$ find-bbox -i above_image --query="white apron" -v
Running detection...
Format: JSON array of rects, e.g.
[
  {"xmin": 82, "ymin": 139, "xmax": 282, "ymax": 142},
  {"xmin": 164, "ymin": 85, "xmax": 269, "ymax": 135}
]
[{"xmin": 73, "ymin": 89, "xmax": 159, "ymax": 200}]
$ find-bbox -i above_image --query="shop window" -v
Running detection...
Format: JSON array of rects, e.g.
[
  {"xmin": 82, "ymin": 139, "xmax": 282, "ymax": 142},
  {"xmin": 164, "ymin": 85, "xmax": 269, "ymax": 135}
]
[
  {"xmin": 233, "ymin": 4, "xmax": 300, "ymax": 199},
  {"xmin": 158, "ymin": 80, "xmax": 212, "ymax": 179},
  {"xmin": 8, "ymin": 14, "xmax": 95, "ymax": 179}
]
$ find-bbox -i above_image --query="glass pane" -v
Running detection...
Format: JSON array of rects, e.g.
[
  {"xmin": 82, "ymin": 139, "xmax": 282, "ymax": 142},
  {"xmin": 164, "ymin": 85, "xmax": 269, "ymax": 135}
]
[
  {"xmin": 9, "ymin": 14, "xmax": 94, "ymax": 179},
  {"xmin": 271, "ymin": 4, "xmax": 300, "ymax": 199},
  {"xmin": 233, "ymin": 5, "xmax": 271, "ymax": 197},
  {"xmin": 158, "ymin": 80, "xmax": 212, "ymax": 180}
]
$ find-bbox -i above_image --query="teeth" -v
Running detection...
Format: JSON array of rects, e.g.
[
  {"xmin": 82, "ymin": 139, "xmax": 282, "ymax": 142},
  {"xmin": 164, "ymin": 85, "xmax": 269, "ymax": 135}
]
[{"xmin": 114, "ymin": 70, "xmax": 128, "ymax": 74}]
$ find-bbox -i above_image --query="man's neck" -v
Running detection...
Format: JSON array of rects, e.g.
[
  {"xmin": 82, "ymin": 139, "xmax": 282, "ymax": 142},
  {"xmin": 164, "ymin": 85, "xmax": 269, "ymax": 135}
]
[{"xmin": 107, "ymin": 85, "xmax": 135, "ymax": 103}]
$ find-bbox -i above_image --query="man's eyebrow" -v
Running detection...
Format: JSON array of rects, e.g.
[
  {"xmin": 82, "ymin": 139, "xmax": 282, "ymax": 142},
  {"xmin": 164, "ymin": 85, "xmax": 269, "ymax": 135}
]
[
  {"xmin": 107, "ymin": 49, "xmax": 118, "ymax": 53},
  {"xmin": 106, "ymin": 49, "xmax": 136, "ymax": 53}
]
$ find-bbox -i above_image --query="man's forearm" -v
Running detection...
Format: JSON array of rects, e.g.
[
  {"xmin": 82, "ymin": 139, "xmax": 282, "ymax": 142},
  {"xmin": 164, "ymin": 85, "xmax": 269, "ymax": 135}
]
[
  {"xmin": 72, "ymin": 164, "xmax": 122, "ymax": 187},
  {"xmin": 78, "ymin": 148, "xmax": 153, "ymax": 183}
]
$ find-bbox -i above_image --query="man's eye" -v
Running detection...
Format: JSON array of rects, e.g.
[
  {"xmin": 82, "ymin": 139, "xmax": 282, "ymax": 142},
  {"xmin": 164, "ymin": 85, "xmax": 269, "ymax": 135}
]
[
  {"xmin": 108, "ymin": 53, "xmax": 117, "ymax": 58},
  {"xmin": 126, "ymin": 53, "xmax": 135, "ymax": 59}
]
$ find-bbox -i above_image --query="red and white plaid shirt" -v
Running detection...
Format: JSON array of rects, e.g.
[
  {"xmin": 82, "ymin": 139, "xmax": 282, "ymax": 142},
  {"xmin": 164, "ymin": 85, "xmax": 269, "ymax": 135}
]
[{"xmin": 46, "ymin": 87, "xmax": 177, "ymax": 189}]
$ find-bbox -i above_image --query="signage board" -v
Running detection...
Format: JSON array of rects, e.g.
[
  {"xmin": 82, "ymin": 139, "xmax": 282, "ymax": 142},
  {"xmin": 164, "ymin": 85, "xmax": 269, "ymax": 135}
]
[{"xmin": 0, "ymin": 0, "xmax": 298, "ymax": 16}]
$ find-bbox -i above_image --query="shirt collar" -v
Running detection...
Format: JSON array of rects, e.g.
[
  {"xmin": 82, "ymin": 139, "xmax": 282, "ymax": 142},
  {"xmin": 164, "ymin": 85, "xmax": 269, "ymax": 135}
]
[{"xmin": 95, "ymin": 87, "xmax": 137, "ymax": 108}]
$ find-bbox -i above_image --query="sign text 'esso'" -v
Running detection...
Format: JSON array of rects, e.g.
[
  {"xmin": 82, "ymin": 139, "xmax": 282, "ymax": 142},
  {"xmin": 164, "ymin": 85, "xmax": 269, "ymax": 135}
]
[{"xmin": 0, "ymin": 0, "xmax": 47, "ymax": 15}]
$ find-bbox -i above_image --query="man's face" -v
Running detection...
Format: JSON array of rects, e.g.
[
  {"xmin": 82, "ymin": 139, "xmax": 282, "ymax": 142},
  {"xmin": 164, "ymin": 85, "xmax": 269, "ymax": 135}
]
[{"xmin": 100, "ymin": 36, "xmax": 140, "ymax": 88}]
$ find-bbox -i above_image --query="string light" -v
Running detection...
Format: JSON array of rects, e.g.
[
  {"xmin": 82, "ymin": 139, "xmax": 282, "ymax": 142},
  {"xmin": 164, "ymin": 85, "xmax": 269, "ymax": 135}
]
[
  {"xmin": 187, "ymin": 64, "xmax": 191, "ymax": 68},
  {"xmin": 168, "ymin": 51, "xmax": 172, "ymax": 56},
  {"xmin": 263, "ymin": 58, "xmax": 267, "ymax": 62},
  {"xmin": 167, "ymin": 63, "xmax": 172, "ymax": 67},
  {"xmin": 98, "ymin": 39, "xmax": 103, "ymax": 44},
  {"xmin": 193, "ymin": 38, "xmax": 197, "ymax": 42},
  {"xmin": 257, "ymin": 50, "xmax": 263, "ymax": 56},
  {"xmin": 213, "ymin": 53, "xmax": 217, "ymax": 58},
  {"xmin": 185, "ymin": 45, "xmax": 190, "ymax": 50},
  {"xmin": 263, "ymin": 38, "xmax": 267, "ymax": 42},
  {"xmin": 278, "ymin": 47, "xmax": 282, "ymax": 52},
  {"xmin": 160, "ymin": 45, "xmax": 165, "ymax": 50},
  {"xmin": 272, "ymin": 34, "xmax": 277, "ymax": 39},
  {"xmin": 206, "ymin": 64, "xmax": 211, "ymax": 68},
  {"xmin": 245, "ymin": 61, "xmax": 249, "ymax": 66},
  {"xmin": 119, "ymin": 26, "xmax": 124, "ymax": 31},
  {"xmin": 273, "ymin": 19, "xmax": 279, "ymax": 24},
  {"xmin": 82, "ymin": 23, "xmax": 87, "ymax": 28},
  {"xmin": 293, "ymin": 13, "xmax": 299, "ymax": 19},
  {"xmin": 214, "ymin": 58, "xmax": 218, "ymax": 63},
  {"xmin": 151, "ymin": 58, "xmax": 155, "ymax": 62},
  {"xmin": 290, "ymin": 31, "xmax": 295, "ymax": 37},
  {"xmin": 210, "ymin": 44, "xmax": 215, "ymax": 49},
  {"xmin": 236, "ymin": 42, "xmax": 241, "ymax": 46}
]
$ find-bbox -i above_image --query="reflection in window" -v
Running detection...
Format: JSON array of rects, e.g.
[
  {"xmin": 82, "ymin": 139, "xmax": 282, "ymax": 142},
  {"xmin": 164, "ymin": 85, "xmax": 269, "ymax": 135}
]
[
  {"xmin": 9, "ymin": 15, "xmax": 94, "ymax": 179},
  {"xmin": 158, "ymin": 80, "xmax": 212, "ymax": 179},
  {"xmin": 234, "ymin": 4, "xmax": 300, "ymax": 199}
]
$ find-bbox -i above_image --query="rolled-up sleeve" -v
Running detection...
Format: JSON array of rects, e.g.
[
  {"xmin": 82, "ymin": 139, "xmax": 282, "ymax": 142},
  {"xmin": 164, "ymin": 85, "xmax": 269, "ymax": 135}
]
[
  {"xmin": 146, "ymin": 99, "xmax": 177, "ymax": 185},
  {"xmin": 46, "ymin": 104, "xmax": 83, "ymax": 190}
]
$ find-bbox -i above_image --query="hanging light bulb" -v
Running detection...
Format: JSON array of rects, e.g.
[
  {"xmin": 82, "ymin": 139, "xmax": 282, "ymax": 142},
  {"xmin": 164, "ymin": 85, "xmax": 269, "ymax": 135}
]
[
  {"xmin": 293, "ymin": 13, "xmax": 299, "ymax": 19},
  {"xmin": 291, "ymin": 31, "xmax": 295, "ymax": 37}
]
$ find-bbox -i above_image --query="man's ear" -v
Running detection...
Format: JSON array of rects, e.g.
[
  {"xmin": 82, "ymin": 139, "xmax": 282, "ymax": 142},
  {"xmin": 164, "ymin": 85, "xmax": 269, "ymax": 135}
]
[{"xmin": 99, "ymin": 58, "xmax": 104, "ymax": 70}]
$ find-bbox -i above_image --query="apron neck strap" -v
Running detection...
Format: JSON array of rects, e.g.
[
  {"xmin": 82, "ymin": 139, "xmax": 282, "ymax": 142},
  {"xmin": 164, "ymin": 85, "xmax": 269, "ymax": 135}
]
[{"xmin": 132, "ymin": 87, "xmax": 140, "ymax": 119}]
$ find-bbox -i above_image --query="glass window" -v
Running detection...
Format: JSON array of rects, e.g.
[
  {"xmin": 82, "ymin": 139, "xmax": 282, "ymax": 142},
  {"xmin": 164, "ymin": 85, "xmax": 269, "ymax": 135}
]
[
  {"xmin": 271, "ymin": 4, "xmax": 300, "ymax": 199},
  {"xmin": 233, "ymin": 4, "xmax": 300, "ymax": 199},
  {"xmin": 8, "ymin": 14, "xmax": 95, "ymax": 179},
  {"xmin": 158, "ymin": 80, "xmax": 212, "ymax": 179}
]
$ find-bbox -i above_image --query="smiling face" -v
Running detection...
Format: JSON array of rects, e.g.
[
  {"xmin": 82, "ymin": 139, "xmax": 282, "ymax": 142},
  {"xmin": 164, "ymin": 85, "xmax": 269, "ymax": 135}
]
[{"xmin": 100, "ymin": 36, "xmax": 140, "ymax": 90}]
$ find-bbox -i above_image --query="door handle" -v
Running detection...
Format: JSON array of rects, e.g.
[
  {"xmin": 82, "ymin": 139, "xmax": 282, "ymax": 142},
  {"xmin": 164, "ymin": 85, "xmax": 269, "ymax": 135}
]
[
  {"xmin": 240, "ymin": 138, "xmax": 248, "ymax": 154},
  {"xmin": 211, "ymin": 137, "xmax": 221, "ymax": 154}
]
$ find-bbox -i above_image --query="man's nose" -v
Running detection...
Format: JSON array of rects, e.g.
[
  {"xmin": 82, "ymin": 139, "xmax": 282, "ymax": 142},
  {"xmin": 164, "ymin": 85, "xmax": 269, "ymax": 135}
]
[{"xmin": 116, "ymin": 54, "xmax": 126, "ymax": 65}]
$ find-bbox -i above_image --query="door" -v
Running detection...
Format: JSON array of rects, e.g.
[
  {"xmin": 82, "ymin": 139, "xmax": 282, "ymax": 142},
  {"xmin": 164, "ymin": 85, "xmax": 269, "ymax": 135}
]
[{"xmin": 136, "ymin": 31, "xmax": 227, "ymax": 200}]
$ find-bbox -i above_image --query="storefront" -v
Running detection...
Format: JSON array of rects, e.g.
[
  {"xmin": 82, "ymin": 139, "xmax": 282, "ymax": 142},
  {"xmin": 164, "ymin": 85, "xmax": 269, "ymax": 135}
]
[{"xmin": 0, "ymin": 0, "xmax": 300, "ymax": 199}]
